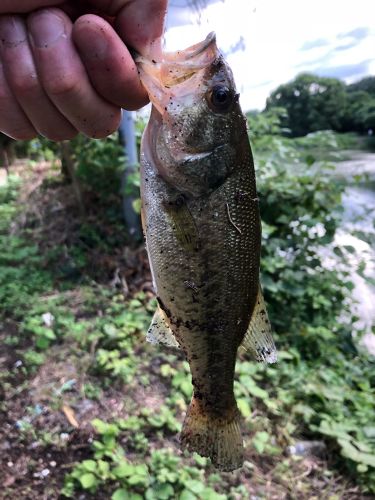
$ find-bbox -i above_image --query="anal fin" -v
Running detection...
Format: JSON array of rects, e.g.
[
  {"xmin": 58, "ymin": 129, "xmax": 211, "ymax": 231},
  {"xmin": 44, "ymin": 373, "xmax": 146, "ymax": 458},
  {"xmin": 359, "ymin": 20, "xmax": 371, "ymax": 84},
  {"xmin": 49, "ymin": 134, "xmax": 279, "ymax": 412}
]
[
  {"xmin": 241, "ymin": 285, "xmax": 277, "ymax": 363},
  {"xmin": 147, "ymin": 307, "xmax": 180, "ymax": 349}
]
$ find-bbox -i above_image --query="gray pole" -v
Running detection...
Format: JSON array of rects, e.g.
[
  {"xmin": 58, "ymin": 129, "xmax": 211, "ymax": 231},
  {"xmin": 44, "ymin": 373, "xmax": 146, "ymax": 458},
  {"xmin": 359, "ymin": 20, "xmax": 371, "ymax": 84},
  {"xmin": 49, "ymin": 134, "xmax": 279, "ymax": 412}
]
[{"xmin": 119, "ymin": 110, "xmax": 142, "ymax": 243}]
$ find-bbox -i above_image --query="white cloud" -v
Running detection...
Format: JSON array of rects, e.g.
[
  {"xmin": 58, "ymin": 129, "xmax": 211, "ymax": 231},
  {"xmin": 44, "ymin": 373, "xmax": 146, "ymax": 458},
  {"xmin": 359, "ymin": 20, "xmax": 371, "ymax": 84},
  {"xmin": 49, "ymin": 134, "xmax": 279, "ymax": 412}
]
[{"xmin": 165, "ymin": 0, "xmax": 375, "ymax": 110}]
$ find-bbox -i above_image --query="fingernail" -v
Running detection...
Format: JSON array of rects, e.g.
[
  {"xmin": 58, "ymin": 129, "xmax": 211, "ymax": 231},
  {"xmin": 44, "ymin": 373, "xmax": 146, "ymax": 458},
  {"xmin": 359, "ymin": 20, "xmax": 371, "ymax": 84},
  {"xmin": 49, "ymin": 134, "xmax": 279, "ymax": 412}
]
[
  {"xmin": 29, "ymin": 10, "xmax": 66, "ymax": 48},
  {"xmin": 0, "ymin": 16, "xmax": 27, "ymax": 48}
]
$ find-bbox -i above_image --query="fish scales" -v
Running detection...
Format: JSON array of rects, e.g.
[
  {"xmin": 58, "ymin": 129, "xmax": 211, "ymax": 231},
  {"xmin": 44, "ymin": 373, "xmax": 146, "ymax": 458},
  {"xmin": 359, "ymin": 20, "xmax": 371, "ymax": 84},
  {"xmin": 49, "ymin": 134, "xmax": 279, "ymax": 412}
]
[{"xmin": 137, "ymin": 32, "xmax": 276, "ymax": 471}]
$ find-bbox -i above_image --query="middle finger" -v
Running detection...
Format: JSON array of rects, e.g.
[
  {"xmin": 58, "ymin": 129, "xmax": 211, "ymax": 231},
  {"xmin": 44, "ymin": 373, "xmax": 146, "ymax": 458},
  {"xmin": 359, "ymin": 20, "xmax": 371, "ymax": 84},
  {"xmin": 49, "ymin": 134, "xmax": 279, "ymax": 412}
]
[
  {"xmin": 0, "ymin": 15, "xmax": 77, "ymax": 140},
  {"xmin": 27, "ymin": 8, "xmax": 121, "ymax": 139}
]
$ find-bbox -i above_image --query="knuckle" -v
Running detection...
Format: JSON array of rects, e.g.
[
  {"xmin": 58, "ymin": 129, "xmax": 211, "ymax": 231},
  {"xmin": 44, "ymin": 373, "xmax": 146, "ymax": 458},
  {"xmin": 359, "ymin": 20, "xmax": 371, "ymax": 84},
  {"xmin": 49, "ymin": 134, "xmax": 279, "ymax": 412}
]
[
  {"xmin": 45, "ymin": 75, "xmax": 81, "ymax": 99},
  {"xmin": 9, "ymin": 73, "xmax": 40, "ymax": 97}
]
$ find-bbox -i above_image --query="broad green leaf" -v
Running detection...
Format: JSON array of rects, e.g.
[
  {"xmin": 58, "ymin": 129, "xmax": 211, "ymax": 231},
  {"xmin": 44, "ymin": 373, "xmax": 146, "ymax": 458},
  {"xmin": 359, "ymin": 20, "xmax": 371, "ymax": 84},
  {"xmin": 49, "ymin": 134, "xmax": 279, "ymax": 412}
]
[
  {"xmin": 364, "ymin": 427, "xmax": 375, "ymax": 439},
  {"xmin": 127, "ymin": 474, "xmax": 150, "ymax": 486},
  {"xmin": 112, "ymin": 463, "xmax": 135, "ymax": 478},
  {"xmin": 79, "ymin": 472, "xmax": 97, "ymax": 489},
  {"xmin": 202, "ymin": 488, "xmax": 227, "ymax": 499},
  {"xmin": 184, "ymin": 479, "xmax": 205, "ymax": 494},
  {"xmin": 112, "ymin": 489, "xmax": 129, "ymax": 500},
  {"xmin": 237, "ymin": 398, "xmax": 252, "ymax": 418},
  {"xmin": 248, "ymin": 384, "xmax": 269, "ymax": 400},
  {"xmin": 179, "ymin": 490, "xmax": 197, "ymax": 500},
  {"xmin": 81, "ymin": 460, "xmax": 97, "ymax": 472},
  {"xmin": 338, "ymin": 439, "xmax": 375, "ymax": 467},
  {"xmin": 148, "ymin": 483, "xmax": 174, "ymax": 499}
]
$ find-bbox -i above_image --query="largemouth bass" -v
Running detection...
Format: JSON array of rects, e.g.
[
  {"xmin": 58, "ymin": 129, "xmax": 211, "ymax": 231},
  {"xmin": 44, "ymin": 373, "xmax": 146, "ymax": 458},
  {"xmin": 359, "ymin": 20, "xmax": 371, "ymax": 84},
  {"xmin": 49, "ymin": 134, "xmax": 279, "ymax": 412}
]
[{"xmin": 137, "ymin": 32, "xmax": 276, "ymax": 471}]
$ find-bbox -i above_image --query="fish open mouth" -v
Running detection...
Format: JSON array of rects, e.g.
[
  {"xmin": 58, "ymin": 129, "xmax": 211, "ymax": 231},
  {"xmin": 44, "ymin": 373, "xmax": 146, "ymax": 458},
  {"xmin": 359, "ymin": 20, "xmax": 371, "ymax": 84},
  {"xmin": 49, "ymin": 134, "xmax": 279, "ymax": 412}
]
[{"xmin": 135, "ymin": 32, "xmax": 218, "ymax": 113}]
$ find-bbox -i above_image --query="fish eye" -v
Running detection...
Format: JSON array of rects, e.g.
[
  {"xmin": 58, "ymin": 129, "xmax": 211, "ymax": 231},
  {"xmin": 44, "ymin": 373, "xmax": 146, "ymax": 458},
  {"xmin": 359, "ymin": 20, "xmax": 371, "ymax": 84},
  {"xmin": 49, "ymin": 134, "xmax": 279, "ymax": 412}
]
[{"xmin": 209, "ymin": 85, "xmax": 233, "ymax": 112}]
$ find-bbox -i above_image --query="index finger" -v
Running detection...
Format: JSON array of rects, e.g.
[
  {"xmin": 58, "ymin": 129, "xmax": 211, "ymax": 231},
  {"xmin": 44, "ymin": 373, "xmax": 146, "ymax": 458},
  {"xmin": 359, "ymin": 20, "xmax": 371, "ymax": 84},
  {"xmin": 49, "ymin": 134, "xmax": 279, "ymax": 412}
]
[
  {"xmin": 86, "ymin": 0, "xmax": 167, "ymax": 58},
  {"xmin": 0, "ymin": 1, "xmax": 64, "ymax": 14},
  {"xmin": 115, "ymin": 0, "xmax": 167, "ymax": 58}
]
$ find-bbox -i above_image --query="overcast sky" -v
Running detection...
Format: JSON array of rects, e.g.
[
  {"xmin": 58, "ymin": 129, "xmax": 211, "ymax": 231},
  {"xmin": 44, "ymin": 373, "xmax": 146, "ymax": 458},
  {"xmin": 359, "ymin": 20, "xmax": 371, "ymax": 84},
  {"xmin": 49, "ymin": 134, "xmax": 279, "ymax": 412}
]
[{"xmin": 164, "ymin": 0, "xmax": 375, "ymax": 111}]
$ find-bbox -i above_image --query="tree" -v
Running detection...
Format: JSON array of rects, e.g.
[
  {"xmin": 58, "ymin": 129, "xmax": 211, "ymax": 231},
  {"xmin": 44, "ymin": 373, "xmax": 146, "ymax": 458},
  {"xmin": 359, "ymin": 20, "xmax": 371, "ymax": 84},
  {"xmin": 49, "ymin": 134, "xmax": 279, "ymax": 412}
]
[
  {"xmin": 347, "ymin": 76, "xmax": 375, "ymax": 97},
  {"xmin": 266, "ymin": 73, "xmax": 347, "ymax": 137},
  {"xmin": 342, "ymin": 90, "xmax": 375, "ymax": 133},
  {"xmin": 246, "ymin": 107, "xmax": 289, "ymax": 140}
]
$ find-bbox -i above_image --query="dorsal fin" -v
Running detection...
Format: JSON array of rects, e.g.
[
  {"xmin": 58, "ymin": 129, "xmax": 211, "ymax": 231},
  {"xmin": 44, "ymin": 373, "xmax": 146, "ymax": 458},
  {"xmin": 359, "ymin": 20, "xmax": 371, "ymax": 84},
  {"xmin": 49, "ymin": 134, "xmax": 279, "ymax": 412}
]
[
  {"xmin": 240, "ymin": 285, "xmax": 277, "ymax": 363},
  {"xmin": 147, "ymin": 307, "xmax": 180, "ymax": 349}
]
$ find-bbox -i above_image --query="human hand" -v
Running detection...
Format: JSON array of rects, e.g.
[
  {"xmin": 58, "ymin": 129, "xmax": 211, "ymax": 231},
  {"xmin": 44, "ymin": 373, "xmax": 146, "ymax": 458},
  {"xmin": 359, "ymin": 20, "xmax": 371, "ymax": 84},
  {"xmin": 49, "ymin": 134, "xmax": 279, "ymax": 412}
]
[{"xmin": 0, "ymin": 0, "xmax": 167, "ymax": 141}]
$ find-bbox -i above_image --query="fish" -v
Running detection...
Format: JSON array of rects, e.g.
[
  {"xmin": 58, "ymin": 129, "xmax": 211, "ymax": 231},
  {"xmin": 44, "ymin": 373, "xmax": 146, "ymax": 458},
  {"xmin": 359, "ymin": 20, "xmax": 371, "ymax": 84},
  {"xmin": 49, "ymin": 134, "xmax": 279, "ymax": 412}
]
[{"xmin": 136, "ymin": 32, "xmax": 277, "ymax": 472}]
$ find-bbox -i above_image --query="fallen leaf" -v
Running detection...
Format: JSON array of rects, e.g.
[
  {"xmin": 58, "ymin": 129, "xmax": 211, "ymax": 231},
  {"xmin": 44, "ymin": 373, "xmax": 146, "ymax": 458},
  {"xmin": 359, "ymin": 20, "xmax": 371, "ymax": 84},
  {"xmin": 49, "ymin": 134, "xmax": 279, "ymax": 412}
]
[{"xmin": 62, "ymin": 404, "xmax": 79, "ymax": 428}]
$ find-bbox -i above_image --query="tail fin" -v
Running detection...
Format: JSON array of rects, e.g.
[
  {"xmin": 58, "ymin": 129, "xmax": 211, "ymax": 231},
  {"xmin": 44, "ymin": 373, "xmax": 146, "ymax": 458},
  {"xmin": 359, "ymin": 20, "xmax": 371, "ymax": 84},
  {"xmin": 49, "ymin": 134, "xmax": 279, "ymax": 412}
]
[{"xmin": 180, "ymin": 395, "xmax": 243, "ymax": 471}]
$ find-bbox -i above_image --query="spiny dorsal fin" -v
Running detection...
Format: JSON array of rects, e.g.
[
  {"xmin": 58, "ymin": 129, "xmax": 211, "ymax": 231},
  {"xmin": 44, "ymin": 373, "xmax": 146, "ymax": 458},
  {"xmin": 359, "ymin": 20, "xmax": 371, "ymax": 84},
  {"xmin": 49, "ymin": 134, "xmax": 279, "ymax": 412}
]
[
  {"xmin": 147, "ymin": 307, "xmax": 180, "ymax": 349},
  {"xmin": 240, "ymin": 285, "xmax": 277, "ymax": 363}
]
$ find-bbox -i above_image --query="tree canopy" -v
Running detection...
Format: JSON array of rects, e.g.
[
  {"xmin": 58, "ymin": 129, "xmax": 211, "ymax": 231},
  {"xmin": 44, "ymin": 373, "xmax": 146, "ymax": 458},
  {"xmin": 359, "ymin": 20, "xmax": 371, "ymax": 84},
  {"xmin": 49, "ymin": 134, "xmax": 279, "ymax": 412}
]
[{"xmin": 266, "ymin": 74, "xmax": 375, "ymax": 137}]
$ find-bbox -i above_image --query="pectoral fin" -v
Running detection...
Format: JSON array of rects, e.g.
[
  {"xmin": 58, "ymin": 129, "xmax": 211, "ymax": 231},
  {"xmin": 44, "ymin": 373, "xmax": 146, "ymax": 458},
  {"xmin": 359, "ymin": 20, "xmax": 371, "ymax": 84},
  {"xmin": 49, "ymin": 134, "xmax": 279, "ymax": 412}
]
[
  {"xmin": 241, "ymin": 286, "xmax": 277, "ymax": 363},
  {"xmin": 147, "ymin": 307, "xmax": 180, "ymax": 349},
  {"xmin": 164, "ymin": 196, "xmax": 200, "ymax": 252}
]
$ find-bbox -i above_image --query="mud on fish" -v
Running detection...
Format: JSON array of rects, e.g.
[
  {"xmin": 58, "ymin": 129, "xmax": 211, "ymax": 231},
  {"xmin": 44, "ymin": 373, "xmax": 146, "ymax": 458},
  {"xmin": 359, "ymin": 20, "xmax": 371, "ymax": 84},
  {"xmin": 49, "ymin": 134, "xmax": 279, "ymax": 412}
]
[{"xmin": 136, "ymin": 32, "xmax": 277, "ymax": 472}]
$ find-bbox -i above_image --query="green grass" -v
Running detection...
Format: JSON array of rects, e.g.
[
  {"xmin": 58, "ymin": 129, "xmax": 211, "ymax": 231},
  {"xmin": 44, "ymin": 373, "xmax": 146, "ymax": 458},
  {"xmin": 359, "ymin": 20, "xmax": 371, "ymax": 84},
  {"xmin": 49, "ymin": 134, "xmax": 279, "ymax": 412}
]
[{"xmin": 1, "ymin": 133, "xmax": 374, "ymax": 498}]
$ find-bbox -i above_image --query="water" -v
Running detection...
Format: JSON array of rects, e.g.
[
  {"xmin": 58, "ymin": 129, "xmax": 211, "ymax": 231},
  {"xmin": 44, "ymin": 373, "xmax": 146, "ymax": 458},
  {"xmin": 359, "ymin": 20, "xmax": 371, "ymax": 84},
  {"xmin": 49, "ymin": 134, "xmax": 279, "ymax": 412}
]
[
  {"xmin": 332, "ymin": 151, "xmax": 375, "ymax": 179},
  {"xmin": 334, "ymin": 152, "xmax": 375, "ymax": 354}
]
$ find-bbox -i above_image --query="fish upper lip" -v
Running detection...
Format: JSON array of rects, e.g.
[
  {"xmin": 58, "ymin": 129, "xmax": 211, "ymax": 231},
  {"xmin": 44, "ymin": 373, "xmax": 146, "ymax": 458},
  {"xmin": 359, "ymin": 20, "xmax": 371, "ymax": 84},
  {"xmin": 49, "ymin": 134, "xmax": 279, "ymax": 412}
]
[
  {"xmin": 189, "ymin": 32, "xmax": 216, "ymax": 58},
  {"xmin": 134, "ymin": 32, "xmax": 216, "ymax": 66},
  {"xmin": 165, "ymin": 32, "xmax": 216, "ymax": 62}
]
